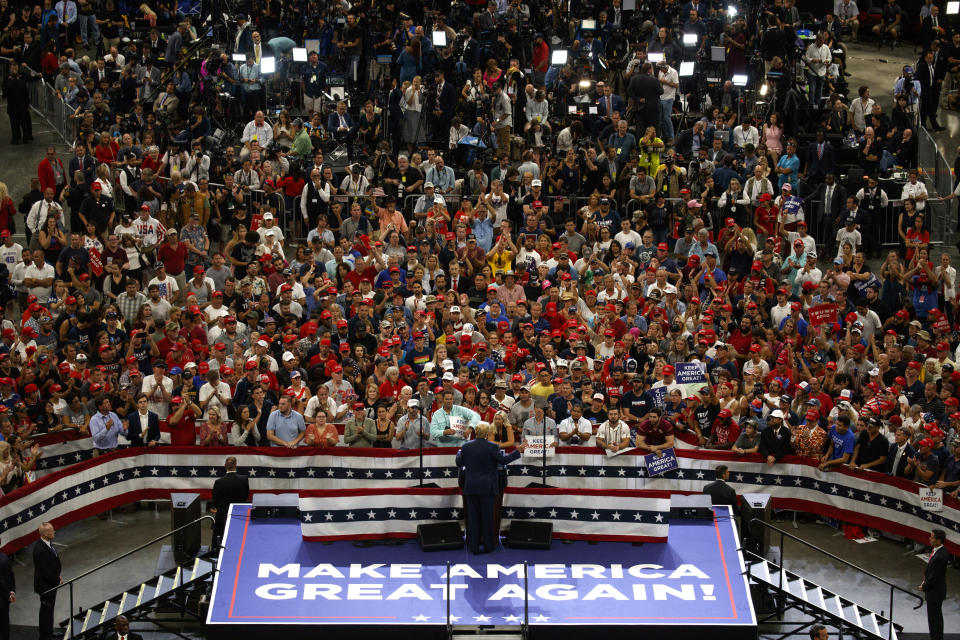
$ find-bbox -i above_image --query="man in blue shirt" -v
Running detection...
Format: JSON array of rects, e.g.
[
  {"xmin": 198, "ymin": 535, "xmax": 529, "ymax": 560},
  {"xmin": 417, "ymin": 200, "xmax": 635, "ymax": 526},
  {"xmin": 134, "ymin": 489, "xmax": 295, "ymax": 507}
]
[
  {"xmin": 90, "ymin": 395, "xmax": 123, "ymax": 452},
  {"xmin": 775, "ymin": 140, "xmax": 800, "ymax": 190},
  {"xmin": 819, "ymin": 416, "xmax": 857, "ymax": 470},
  {"xmin": 431, "ymin": 389, "xmax": 481, "ymax": 445},
  {"xmin": 266, "ymin": 395, "xmax": 306, "ymax": 447}
]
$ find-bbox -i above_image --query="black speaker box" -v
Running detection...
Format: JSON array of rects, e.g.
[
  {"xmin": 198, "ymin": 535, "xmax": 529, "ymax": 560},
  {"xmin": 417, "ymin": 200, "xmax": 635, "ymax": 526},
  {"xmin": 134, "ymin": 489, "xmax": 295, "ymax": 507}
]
[
  {"xmin": 171, "ymin": 492, "xmax": 201, "ymax": 563},
  {"xmin": 505, "ymin": 521, "xmax": 553, "ymax": 549},
  {"xmin": 417, "ymin": 521, "xmax": 464, "ymax": 551}
]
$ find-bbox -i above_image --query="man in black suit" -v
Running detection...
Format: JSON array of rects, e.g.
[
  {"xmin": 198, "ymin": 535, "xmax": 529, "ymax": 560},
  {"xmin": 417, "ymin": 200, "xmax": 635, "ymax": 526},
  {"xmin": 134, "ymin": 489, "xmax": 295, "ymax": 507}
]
[
  {"xmin": 888, "ymin": 427, "xmax": 916, "ymax": 478},
  {"xmin": 211, "ymin": 456, "xmax": 250, "ymax": 546},
  {"xmin": 103, "ymin": 615, "xmax": 143, "ymax": 640},
  {"xmin": 920, "ymin": 529, "xmax": 948, "ymax": 640},
  {"xmin": 626, "ymin": 62, "xmax": 662, "ymax": 135},
  {"xmin": 916, "ymin": 50, "xmax": 944, "ymax": 131},
  {"xmin": 804, "ymin": 129, "xmax": 836, "ymax": 184},
  {"xmin": 123, "ymin": 394, "xmax": 161, "ymax": 447},
  {"xmin": 32, "ymin": 523, "xmax": 61, "ymax": 640},
  {"xmin": 805, "ymin": 173, "xmax": 846, "ymax": 253},
  {"xmin": 0, "ymin": 538, "xmax": 15, "ymax": 640},
  {"xmin": 456, "ymin": 423, "xmax": 526, "ymax": 554},
  {"xmin": 703, "ymin": 464, "xmax": 737, "ymax": 507},
  {"xmin": 432, "ymin": 70, "xmax": 458, "ymax": 141}
]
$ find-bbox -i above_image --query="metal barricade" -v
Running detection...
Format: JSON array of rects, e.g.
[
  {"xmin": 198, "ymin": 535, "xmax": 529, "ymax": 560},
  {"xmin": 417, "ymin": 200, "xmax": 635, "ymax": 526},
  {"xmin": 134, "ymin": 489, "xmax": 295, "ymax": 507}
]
[{"xmin": 917, "ymin": 126, "xmax": 955, "ymax": 251}]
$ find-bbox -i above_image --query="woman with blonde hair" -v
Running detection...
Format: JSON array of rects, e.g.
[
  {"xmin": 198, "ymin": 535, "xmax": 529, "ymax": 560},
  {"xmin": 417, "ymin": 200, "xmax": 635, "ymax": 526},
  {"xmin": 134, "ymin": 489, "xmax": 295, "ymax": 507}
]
[
  {"xmin": 0, "ymin": 440, "xmax": 21, "ymax": 494},
  {"xmin": 0, "ymin": 182, "xmax": 15, "ymax": 234},
  {"xmin": 200, "ymin": 406, "xmax": 228, "ymax": 446},
  {"xmin": 93, "ymin": 163, "xmax": 113, "ymax": 198}
]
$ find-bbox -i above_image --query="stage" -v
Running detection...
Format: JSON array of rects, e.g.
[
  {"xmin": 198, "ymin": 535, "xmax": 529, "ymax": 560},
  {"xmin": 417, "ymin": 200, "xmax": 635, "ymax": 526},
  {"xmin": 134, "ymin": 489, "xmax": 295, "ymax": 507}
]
[{"xmin": 206, "ymin": 504, "xmax": 757, "ymax": 639}]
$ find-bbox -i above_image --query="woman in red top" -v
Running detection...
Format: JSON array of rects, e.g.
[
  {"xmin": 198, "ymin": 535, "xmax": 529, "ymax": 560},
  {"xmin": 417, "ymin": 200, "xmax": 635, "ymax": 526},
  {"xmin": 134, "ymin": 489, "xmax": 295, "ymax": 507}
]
[
  {"xmin": 905, "ymin": 212, "xmax": 930, "ymax": 262},
  {"xmin": 94, "ymin": 132, "xmax": 120, "ymax": 166},
  {"xmin": 168, "ymin": 395, "xmax": 200, "ymax": 446},
  {"xmin": 378, "ymin": 366, "xmax": 404, "ymax": 402}
]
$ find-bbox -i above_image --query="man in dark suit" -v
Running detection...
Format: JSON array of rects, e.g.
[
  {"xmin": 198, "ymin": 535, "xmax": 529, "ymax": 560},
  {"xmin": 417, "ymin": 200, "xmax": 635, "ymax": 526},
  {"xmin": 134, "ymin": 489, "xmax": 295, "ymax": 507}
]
[
  {"xmin": 32, "ymin": 523, "xmax": 61, "ymax": 640},
  {"xmin": 432, "ymin": 70, "xmax": 458, "ymax": 141},
  {"xmin": 0, "ymin": 538, "xmax": 15, "ymax": 640},
  {"xmin": 211, "ymin": 456, "xmax": 250, "ymax": 546},
  {"xmin": 921, "ymin": 6, "xmax": 946, "ymax": 51},
  {"xmin": 626, "ymin": 62, "xmax": 663, "ymax": 134},
  {"xmin": 916, "ymin": 50, "xmax": 944, "ymax": 131},
  {"xmin": 888, "ymin": 428, "xmax": 916, "ymax": 478},
  {"xmin": 456, "ymin": 423, "xmax": 525, "ymax": 553},
  {"xmin": 703, "ymin": 464, "xmax": 737, "ymax": 507},
  {"xmin": 327, "ymin": 100, "xmax": 357, "ymax": 161},
  {"xmin": 103, "ymin": 614, "xmax": 143, "ymax": 640},
  {"xmin": 805, "ymin": 173, "xmax": 846, "ymax": 252},
  {"xmin": 920, "ymin": 529, "xmax": 948, "ymax": 640},
  {"xmin": 123, "ymin": 394, "xmax": 160, "ymax": 447},
  {"xmin": 804, "ymin": 129, "xmax": 836, "ymax": 183}
]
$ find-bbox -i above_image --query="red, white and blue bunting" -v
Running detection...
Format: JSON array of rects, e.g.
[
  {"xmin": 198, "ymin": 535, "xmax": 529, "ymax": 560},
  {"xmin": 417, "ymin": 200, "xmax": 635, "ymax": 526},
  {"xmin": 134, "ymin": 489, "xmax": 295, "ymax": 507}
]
[
  {"xmin": 1, "ymin": 447, "xmax": 958, "ymax": 554},
  {"xmin": 298, "ymin": 487, "xmax": 672, "ymax": 542}
]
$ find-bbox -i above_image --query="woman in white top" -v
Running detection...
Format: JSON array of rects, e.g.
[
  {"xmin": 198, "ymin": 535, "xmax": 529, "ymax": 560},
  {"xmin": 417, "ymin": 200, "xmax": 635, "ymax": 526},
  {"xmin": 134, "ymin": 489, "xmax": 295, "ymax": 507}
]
[
  {"xmin": 403, "ymin": 76, "xmax": 425, "ymax": 152},
  {"xmin": 93, "ymin": 163, "xmax": 113, "ymax": 199}
]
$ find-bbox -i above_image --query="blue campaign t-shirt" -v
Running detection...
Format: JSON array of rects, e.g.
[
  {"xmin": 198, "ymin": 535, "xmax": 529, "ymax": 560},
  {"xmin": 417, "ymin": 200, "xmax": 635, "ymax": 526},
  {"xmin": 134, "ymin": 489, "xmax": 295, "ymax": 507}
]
[{"xmin": 827, "ymin": 426, "xmax": 857, "ymax": 460}]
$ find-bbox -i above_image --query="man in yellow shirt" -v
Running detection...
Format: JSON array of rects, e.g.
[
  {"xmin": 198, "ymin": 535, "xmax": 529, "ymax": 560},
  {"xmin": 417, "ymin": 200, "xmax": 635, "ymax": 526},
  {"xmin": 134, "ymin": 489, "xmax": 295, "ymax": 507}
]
[{"xmin": 529, "ymin": 367, "xmax": 556, "ymax": 407}]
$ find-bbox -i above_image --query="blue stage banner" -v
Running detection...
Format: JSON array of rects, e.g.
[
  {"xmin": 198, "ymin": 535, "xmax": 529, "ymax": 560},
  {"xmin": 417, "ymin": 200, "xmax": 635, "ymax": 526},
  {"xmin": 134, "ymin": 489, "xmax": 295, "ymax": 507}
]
[
  {"xmin": 644, "ymin": 449, "xmax": 680, "ymax": 477},
  {"xmin": 208, "ymin": 503, "xmax": 754, "ymax": 627},
  {"xmin": 298, "ymin": 488, "xmax": 671, "ymax": 542}
]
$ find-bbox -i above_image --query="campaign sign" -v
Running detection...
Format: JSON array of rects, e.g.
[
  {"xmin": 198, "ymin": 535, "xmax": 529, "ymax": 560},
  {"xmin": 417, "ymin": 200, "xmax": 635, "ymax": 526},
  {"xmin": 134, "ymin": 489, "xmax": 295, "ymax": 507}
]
[
  {"xmin": 523, "ymin": 435, "xmax": 556, "ymax": 459},
  {"xmin": 648, "ymin": 386, "xmax": 668, "ymax": 408},
  {"xmin": 208, "ymin": 504, "xmax": 756, "ymax": 627},
  {"xmin": 675, "ymin": 363, "xmax": 707, "ymax": 385},
  {"xmin": 807, "ymin": 304, "xmax": 838, "ymax": 326},
  {"xmin": 449, "ymin": 416, "xmax": 467, "ymax": 438},
  {"xmin": 644, "ymin": 448, "xmax": 680, "ymax": 477},
  {"xmin": 919, "ymin": 487, "xmax": 943, "ymax": 512}
]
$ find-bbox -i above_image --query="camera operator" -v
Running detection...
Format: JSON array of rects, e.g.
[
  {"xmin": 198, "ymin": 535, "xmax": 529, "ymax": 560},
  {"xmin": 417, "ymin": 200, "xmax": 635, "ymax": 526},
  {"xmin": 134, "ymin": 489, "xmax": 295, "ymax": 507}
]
[
  {"xmin": 433, "ymin": 15, "xmax": 458, "ymax": 76},
  {"xmin": 657, "ymin": 60, "xmax": 679, "ymax": 143},
  {"xmin": 491, "ymin": 81, "xmax": 514, "ymax": 159},
  {"xmin": 185, "ymin": 140, "xmax": 210, "ymax": 183}
]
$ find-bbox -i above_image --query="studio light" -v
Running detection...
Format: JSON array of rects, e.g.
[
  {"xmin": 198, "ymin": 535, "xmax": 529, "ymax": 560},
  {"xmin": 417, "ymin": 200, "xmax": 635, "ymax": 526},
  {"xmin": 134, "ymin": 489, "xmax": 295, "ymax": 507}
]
[
  {"xmin": 581, "ymin": 19, "xmax": 597, "ymax": 30},
  {"xmin": 579, "ymin": 79, "xmax": 592, "ymax": 89},
  {"xmin": 948, "ymin": 1, "xmax": 959, "ymax": 14},
  {"xmin": 648, "ymin": 52, "xmax": 664, "ymax": 63},
  {"xmin": 679, "ymin": 61, "xmax": 695, "ymax": 77},
  {"xmin": 727, "ymin": 5, "xmax": 737, "ymax": 17},
  {"xmin": 260, "ymin": 56, "xmax": 276, "ymax": 74},
  {"xmin": 291, "ymin": 47, "xmax": 307, "ymax": 62},
  {"xmin": 232, "ymin": 53, "xmax": 245, "ymax": 62},
  {"xmin": 759, "ymin": 83, "xmax": 768, "ymax": 96},
  {"xmin": 432, "ymin": 30, "xmax": 447, "ymax": 47},
  {"xmin": 732, "ymin": 74, "xmax": 748, "ymax": 86},
  {"xmin": 551, "ymin": 50, "xmax": 568, "ymax": 65},
  {"xmin": 683, "ymin": 33, "xmax": 698, "ymax": 45}
]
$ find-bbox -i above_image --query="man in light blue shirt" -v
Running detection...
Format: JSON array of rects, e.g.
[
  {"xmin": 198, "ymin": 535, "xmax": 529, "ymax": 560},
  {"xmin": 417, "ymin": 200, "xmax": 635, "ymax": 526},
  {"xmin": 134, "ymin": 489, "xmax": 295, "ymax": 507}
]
[
  {"xmin": 472, "ymin": 207, "xmax": 495, "ymax": 252},
  {"xmin": 90, "ymin": 396, "xmax": 123, "ymax": 451},
  {"xmin": 266, "ymin": 396, "xmax": 306, "ymax": 447},
  {"xmin": 430, "ymin": 389, "xmax": 481, "ymax": 445},
  {"xmin": 425, "ymin": 155, "xmax": 456, "ymax": 194}
]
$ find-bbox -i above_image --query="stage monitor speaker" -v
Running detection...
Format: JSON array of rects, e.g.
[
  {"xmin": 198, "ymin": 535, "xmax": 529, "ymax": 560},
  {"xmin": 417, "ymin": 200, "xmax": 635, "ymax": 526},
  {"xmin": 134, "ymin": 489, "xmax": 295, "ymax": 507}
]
[
  {"xmin": 669, "ymin": 494, "xmax": 713, "ymax": 520},
  {"xmin": 251, "ymin": 493, "xmax": 300, "ymax": 520},
  {"xmin": 171, "ymin": 492, "xmax": 201, "ymax": 563},
  {"xmin": 417, "ymin": 522, "xmax": 464, "ymax": 551},
  {"xmin": 506, "ymin": 521, "xmax": 553, "ymax": 549}
]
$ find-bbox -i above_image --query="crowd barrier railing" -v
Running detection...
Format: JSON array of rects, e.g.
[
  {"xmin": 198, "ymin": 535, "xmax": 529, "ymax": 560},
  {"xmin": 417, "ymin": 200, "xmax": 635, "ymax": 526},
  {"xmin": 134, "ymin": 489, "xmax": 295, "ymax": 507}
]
[{"xmin": 0, "ymin": 445, "xmax": 956, "ymax": 555}]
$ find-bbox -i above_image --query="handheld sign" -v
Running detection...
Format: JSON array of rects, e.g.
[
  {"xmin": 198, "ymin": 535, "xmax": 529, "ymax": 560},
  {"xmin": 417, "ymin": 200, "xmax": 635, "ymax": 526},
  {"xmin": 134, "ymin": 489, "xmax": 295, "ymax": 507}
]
[
  {"xmin": 644, "ymin": 447, "xmax": 680, "ymax": 477},
  {"xmin": 523, "ymin": 435, "xmax": 555, "ymax": 458},
  {"xmin": 648, "ymin": 386, "xmax": 668, "ymax": 408},
  {"xmin": 919, "ymin": 487, "xmax": 943, "ymax": 512},
  {"xmin": 807, "ymin": 304, "xmax": 838, "ymax": 326},
  {"xmin": 449, "ymin": 415, "xmax": 467, "ymax": 438}
]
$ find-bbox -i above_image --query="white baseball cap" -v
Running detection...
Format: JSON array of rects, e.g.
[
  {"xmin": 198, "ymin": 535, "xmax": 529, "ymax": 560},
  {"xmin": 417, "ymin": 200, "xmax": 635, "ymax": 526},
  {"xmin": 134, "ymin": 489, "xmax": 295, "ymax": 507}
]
[{"xmin": 770, "ymin": 409, "xmax": 785, "ymax": 419}]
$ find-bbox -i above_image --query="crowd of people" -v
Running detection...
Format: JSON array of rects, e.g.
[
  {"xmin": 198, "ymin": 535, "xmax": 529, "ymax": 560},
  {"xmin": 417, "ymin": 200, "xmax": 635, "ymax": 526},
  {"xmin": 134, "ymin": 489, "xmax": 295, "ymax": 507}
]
[{"xmin": 0, "ymin": 0, "xmax": 955, "ymax": 509}]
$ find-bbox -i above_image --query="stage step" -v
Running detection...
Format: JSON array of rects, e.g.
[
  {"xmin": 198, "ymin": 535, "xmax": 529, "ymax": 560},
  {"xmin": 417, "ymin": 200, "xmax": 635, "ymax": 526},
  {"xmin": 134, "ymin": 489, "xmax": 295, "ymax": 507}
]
[
  {"xmin": 452, "ymin": 634, "xmax": 525, "ymax": 640},
  {"xmin": 58, "ymin": 554, "xmax": 216, "ymax": 640},
  {"xmin": 744, "ymin": 555, "xmax": 900, "ymax": 640}
]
